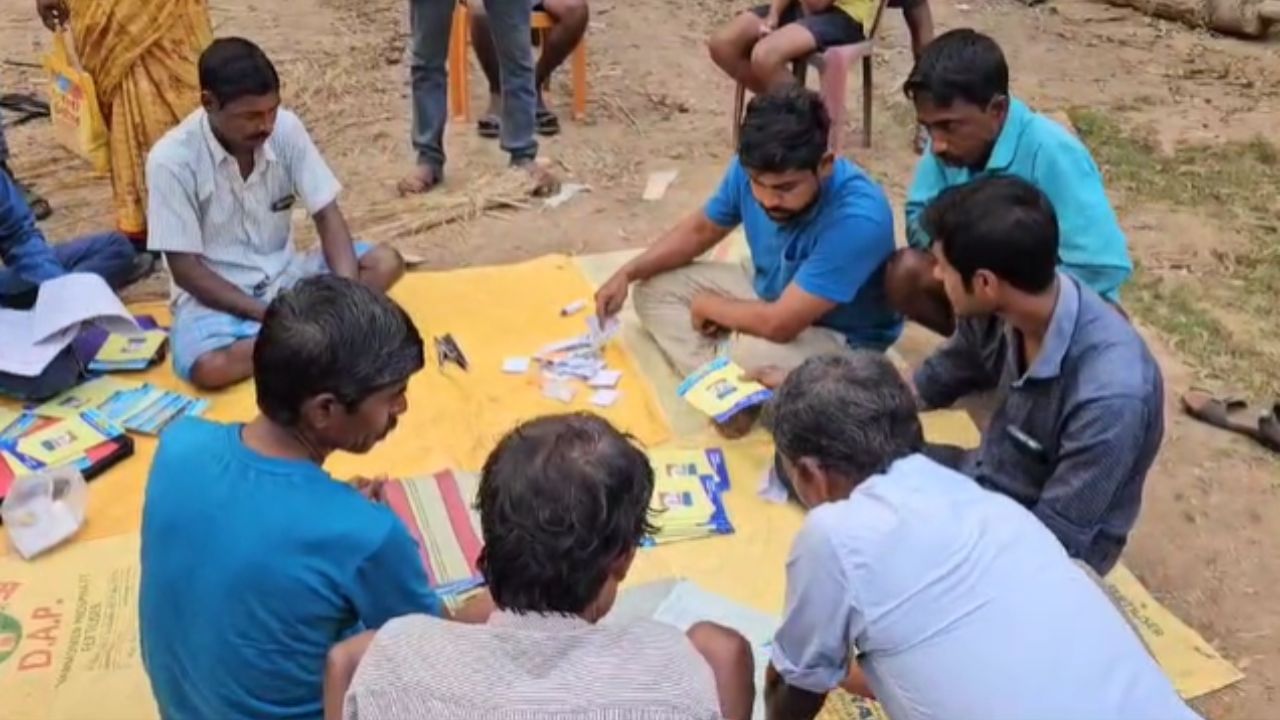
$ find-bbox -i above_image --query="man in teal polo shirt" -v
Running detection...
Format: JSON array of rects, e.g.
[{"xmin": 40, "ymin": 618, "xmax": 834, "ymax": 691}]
[
  {"xmin": 885, "ymin": 29, "xmax": 1132, "ymax": 336},
  {"xmin": 594, "ymin": 86, "xmax": 900, "ymax": 436}
]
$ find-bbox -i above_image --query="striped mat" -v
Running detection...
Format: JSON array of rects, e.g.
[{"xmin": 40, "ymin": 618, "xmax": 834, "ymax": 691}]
[{"xmin": 383, "ymin": 469, "xmax": 485, "ymax": 596}]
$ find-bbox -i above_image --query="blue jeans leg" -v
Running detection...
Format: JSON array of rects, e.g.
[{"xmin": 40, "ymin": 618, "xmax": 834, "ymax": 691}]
[
  {"xmin": 483, "ymin": 0, "xmax": 538, "ymax": 164},
  {"xmin": 0, "ymin": 231, "xmax": 136, "ymax": 308},
  {"xmin": 53, "ymin": 231, "xmax": 138, "ymax": 289},
  {"xmin": 409, "ymin": 0, "xmax": 455, "ymax": 175}
]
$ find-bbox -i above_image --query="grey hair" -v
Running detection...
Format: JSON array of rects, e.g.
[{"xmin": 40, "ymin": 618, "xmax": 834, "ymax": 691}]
[{"xmin": 764, "ymin": 352, "xmax": 923, "ymax": 483}]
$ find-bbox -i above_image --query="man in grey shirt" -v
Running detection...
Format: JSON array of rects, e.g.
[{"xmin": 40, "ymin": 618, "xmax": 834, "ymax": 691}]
[
  {"xmin": 763, "ymin": 352, "xmax": 1194, "ymax": 720},
  {"xmin": 325, "ymin": 413, "xmax": 754, "ymax": 720},
  {"xmin": 911, "ymin": 175, "xmax": 1164, "ymax": 575}
]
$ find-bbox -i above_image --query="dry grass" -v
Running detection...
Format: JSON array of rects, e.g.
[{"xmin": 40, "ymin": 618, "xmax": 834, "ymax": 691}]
[{"xmin": 1070, "ymin": 107, "xmax": 1280, "ymax": 399}]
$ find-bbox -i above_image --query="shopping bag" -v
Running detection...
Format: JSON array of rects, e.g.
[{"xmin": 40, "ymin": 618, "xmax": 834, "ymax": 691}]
[{"xmin": 42, "ymin": 30, "xmax": 109, "ymax": 173}]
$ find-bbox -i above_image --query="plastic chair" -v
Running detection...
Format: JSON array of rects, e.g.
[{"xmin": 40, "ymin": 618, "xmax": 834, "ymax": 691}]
[
  {"xmin": 448, "ymin": 3, "xmax": 588, "ymax": 122},
  {"xmin": 731, "ymin": 0, "xmax": 890, "ymax": 152}
]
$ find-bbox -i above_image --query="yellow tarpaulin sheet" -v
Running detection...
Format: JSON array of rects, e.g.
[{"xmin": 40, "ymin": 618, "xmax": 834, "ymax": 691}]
[{"xmin": 0, "ymin": 252, "xmax": 1243, "ymax": 719}]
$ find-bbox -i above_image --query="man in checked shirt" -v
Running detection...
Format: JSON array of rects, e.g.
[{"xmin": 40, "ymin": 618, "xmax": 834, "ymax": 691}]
[
  {"xmin": 754, "ymin": 174, "xmax": 1163, "ymax": 577},
  {"xmin": 148, "ymin": 38, "xmax": 405, "ymax": 390},
  {"xmin": 909, "ymin": 175, "xmax": 1165, "ymax": 576}
]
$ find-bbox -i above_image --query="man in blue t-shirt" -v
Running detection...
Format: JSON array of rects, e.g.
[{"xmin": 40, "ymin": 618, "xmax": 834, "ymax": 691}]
[
  {"xmin": 139, "ymin": 275, "xmax": 490, "ymax": 720},
  {"xmin": 594, "ymin": 86, "xmax": 899, "ymax": 435}
]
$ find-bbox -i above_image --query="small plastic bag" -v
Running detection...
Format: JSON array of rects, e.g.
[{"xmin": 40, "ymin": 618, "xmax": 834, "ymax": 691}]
[
  {"xmin": 2, "ymin": 466, "xmax": 88, "ymax": 559},
  {"xmin": 43, "ymin": 30, "xmax": 110, "ymax": 174}
]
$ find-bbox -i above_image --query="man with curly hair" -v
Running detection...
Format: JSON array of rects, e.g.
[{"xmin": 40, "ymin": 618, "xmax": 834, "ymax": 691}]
[{"xmin": 326, "ymin": 413, "xmax": 756, "ymax": 720}]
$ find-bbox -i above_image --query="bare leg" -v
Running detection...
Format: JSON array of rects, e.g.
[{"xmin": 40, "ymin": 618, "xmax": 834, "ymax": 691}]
[
  {"xmin": 901, "ymin": 1, "xmax": 934, "ymax": 59},
  {"xmin": 884, "ymin": 248, "xmax": 955, "ymax": 336},
  {"xmin": 469, "ymin": 6, "xmax": 504, "ymax": 121},
  {"xmin": 708, "ymin": 11, "xmax": 772, "ymax": 94},
  {"xmin": 357, "ymin": 244, "xmax": 406, "ymax": 293},
  {"xmin": 687, "ymin": 622, "xmax": 755, "ymax": 720},
  {"xmin": 749, "ymin": 24, "xmax": 817, "ymax": 92},
  {"xmin": 535, "ymin": 0, "xmax": 588, "ymax": 90},
  {"xmin": 189, "ymin": 339, "xmax": 256, "ymax": 391}
]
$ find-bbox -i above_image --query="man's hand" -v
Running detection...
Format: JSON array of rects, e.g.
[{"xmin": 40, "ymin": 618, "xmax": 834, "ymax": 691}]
[
  {"xmin": 36, "ymin": 0, "xmax": 68, "ymax": 30},
  {"xmin": 743, "ymin": 365, "xmax": 788, "ymax": 390},
  {"xmin": 595, "ymin": 269, "xmax": 631, "ymax": 319},
  {"xmin": 351, "ymin": 475, "xmax": 390, "ymax": 503},
  {"xmin": 761, "ymin": 10, "xmax": 780, "ymax": 34},
  {"xmin": 690, "ymin": 292, "xmax": 728, "ymax": 338},
  {"xmin": 449, "ymin": 589, "xmax": 496, "ymax": 624}
]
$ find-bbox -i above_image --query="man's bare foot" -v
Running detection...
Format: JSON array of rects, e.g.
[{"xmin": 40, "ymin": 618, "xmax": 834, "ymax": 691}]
[
  {"xmin": 397, "ymin": 163, "xmax": 441, "ymax": 196},
  {"xmin": 512, "ymin": 159, "xmax": 560, "ymax": 199},
  {"xmin": 713, "ymin": 404, "xmax": 763, "ymax": 440}
]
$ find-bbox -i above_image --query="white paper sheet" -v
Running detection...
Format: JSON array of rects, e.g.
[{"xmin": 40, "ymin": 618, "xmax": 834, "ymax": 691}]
[{"xmin": 0, "ymin": 273, "xmax": 139, "ymax": 377}]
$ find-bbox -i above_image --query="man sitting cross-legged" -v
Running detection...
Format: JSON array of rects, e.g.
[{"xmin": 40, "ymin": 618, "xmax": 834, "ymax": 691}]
[
  {"xmin": 886, "ymin": 29, "xmax": 1132, "ymax": 336},
  {"xmin": 594, "ymin": 86, "xmax": 899, "ymax": 436},
  {"xmin": 762, "ymin": 352, "xmax": 1197, "ymax": 720},
  {"xmin": 147, "ymin": 37, "xmax": 404, "ymax": 390},
  {"xmin": 140, "ymin": 276, "xmax": 490, "ymax": 720},
  {"xmin": 470, "ymin": 0, "xmax": 588, "ymax": 138},
  {"xmin": 326, "ymin": 412, "xmax": 755, "ymax": 720}
]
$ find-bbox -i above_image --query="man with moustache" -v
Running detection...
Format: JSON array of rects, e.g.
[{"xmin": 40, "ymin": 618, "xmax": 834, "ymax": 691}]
[
  {"xmin": 884, "ymin": 29, "xmax": 1132, "ymax": 336},
  {"xmin": 594, "ymin": 86, "xmax": 899, "ymax": 436},
  {"xmin": 146, "ymin": 38, "xmax": 405, "ymax": 390},
  {"xmin": 140, "ymin": 276, "xmax": 489, "ymax": 720}
]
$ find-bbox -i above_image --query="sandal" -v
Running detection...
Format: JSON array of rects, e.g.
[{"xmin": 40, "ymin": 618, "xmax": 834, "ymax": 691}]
[
  {"xmin": 536, "ymin": 108, "xmax": 561, "ymax": 137},
  {"xmin": 1181, "ymin": 389, "xmax": 1280, "ymax": 454},
  {"xmin": 477, "ymin": 114, "xmax": 500, "ymax": 139},
  {"xmin": 20, "ymin": 181, "xmax": 52, "ymax": 221},
  {"xmin": 1259, "ymin": 403, "xmax": 1280, "ymax": 452}
]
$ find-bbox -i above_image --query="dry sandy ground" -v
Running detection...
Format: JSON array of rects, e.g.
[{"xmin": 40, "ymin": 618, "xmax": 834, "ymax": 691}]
[{"xmin": 1, "ymin": 0, "xmax": 1278, "ymax": 715}]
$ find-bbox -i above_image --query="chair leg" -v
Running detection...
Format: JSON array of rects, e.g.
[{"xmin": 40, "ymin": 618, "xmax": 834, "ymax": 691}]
[
  {"xmin": 449, "ymin": 6, "xmax": 470, "ymax": 122},
  {"xmin": 818, "ymin": 58, "xmax": 849, "ymax": 154},
  {"xmin": 732, "ymin": 82, "xmax": 746, "ymax": 149},
  {"xmin": 572, "ymin": 38, "xmax": 587, "ymax": 121},
  {"xmin": 861, "ymin": 57, "xmax": 873, "ymax": 149}
]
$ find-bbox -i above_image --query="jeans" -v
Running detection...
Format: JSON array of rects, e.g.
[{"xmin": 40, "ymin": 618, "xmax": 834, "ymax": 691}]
[
  {"xmin": 0, "ymin": 231, "xmax": 137, "ymax": 310},
  {"xmin": 409, "ymin": 0, "xmax": 537, "ymax": 173}
]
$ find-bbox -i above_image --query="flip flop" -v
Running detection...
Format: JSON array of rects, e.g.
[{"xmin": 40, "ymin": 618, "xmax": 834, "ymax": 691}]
[
  {"xmin": 536, "ymin": 108, "xmax": 561, "ymax": 137},
  {"xmin": 477, "ymin": 114, "xmax": 500, "ymax": 139},
  {"xmin": 1181, "ymin": 389, "xmax": 1278, "ymax": 454},
  {"xmin": 18, "ymin": 180, "xmax": 52, "ymax": 221},
  {"xmin": 1259, "ymin": 403, "xmax": 1280, "ymax": 453}
]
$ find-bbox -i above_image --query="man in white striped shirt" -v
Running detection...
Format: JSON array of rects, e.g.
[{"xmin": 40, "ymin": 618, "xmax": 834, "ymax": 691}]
[
  {"xmin": 325, "ymin": 413, "xmax": 756, "ymax": 720},
  {"xmin": 147, "ymin": 37, "xmax": 404, "ymax": 390}
]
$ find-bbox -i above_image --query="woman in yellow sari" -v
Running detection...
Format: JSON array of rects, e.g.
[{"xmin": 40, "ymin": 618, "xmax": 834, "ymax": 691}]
[{"xmin": 37, "ymin": 0, "xmax": 212, "ymax": 245}]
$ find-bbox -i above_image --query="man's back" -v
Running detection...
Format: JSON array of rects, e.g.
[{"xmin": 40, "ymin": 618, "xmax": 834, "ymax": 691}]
[
  {"xmin": 344, "ymin": 612, "xmax": 723, "ymax": 720},
  {"xmin": 786, "ymin": 455, "xmax": 1195, "ymax": 720},
  {"xmin": 140, "ymin": 417, "xmax": 439, "ymax": 720}
]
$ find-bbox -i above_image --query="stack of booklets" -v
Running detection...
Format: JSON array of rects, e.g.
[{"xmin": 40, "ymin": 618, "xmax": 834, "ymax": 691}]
[
  {"xmin": 33, "ymin": 377, "xmax": 208, "ymax": 435},
  {"xmin": 0, "ymin": 407, "xmax": 133, "ymax": 502},
  {"xmin": 383, "ymin": 469, "xmax": 486, "ymax": 598},
  {"xmin": 644, "ymin": 447, "xmax": 734, "ymax": 546},
  {"xmin": 73, "ymin": 314, "xmax": 168, "ymax": 372}
]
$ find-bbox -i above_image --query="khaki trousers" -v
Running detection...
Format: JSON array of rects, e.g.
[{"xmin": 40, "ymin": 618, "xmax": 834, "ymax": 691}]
[{"xmin": 633, "ymin": 261, "xmax": 854, "ymax": 376}]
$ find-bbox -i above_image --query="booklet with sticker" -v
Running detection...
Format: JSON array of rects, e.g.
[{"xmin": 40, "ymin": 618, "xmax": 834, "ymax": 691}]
[{"xmin": 676, "ymin": 357, "xmax": 772, "ymax": 423}]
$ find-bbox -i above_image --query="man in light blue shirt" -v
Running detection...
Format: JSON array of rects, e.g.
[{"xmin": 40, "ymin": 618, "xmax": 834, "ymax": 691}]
[
  {"xmin": 594, "ymin": 86, "xmax": 899, "ymax": 435},
  {"xmin": 762, "ymin": 352, "xmax": 1196, "ymax": 720},
  {"xmin": 140, "ymin": 276, "xmax": 487, "ymax": 720},
  {"xmin": 885, "ymin": 29, "xmax": 1132, "ymax": 336}
]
